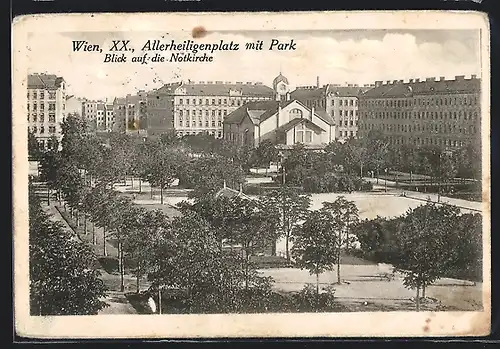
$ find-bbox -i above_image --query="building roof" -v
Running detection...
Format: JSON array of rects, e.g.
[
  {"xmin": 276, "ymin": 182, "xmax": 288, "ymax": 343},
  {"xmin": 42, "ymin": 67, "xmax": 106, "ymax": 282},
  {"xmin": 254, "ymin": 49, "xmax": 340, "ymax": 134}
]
[
  {"xmin": 28, "ymin": 74, "xmax": 64, "ymax": 89},
  {"xmin": 97, "ymin": 104, "xmax": 105, "ymax": 111},
  {"xmin": 273, "ymin": 73, "xmax": 289, "ymax": 87},
  {"xmin": 225, "ymin": 99, "xmax": 335, "ymax": 127},
  {"xmin": 113, "ymin": 97, "xmax": 126, "ymax": 104},
  {"xmin": 361, "ymin": 76, "xmax": 481, "ymax": 98},
  {"xmin": 150, "ymin": 82, "xmax": 183, "ymax": 96},
  {"xmin": 291, "ymin": 85, "xmax": 370, "ymax": 100},
  {"xmin": 327, "ymin": 85, "xmax": 371, "ymax": 97},
  {"xmin": 214, "ymin": 184, "xmax": 253, "ymax": 200},
  {"xmin": 178, "ymin": 82, "xmax": 275, "ymax": 97},
  {"xmin": 275, "ymin": 118, "xmax": 326, "ymax": 133},
  {"xmin": 290, "ymin": 85, "xmax": 328, "ymax": 100}
]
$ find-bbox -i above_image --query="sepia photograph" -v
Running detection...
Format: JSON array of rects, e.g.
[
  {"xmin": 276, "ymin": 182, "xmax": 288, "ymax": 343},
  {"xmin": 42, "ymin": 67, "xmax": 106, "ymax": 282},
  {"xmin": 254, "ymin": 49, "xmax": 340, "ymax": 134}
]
[{"xmin": 12, "ymin": 11, "xmax": 490, "ymax": 338}]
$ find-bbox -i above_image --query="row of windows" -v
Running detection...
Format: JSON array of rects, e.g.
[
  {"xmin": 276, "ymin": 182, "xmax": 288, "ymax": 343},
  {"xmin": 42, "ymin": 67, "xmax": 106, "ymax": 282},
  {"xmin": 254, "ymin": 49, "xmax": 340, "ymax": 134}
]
[
  {"xmin": 338, "ymin": 120, "xmax": 357, "ymax": 127},
  {"xmin": 360, "ymin": 122, "xmax": 478, "ymax": 134},
  {"xmin": 339, "ymin": 130, "xmax": 356, "ymax": 138},
  {"xmin": 27, "ymin": 114, "xmax": 56, "ymax": 123},
  {"xmin": 178, "ymin": 97, "xmax": 268, "ymax": 106},
  {"xmin": 179, "ymin": 119, "xmax": 222, "ymax": 128},
  {"xmin": 29, "ymin": 126, "xmax": 57, "ymax": 134},
  {"xmin": 179, "ymin": 109, "xmax": 229, "ymax": 117},
  {"xmin": 362, "ymin": 110, "xmax": 478, "ymax": 121},
  {"xmin": 386, "ymin": 136, "xmax": 468, "ymax": 148},
  {"xmin": 338, "ymin": 110, "xmax": 356, "ymax": 117},
  {"xmin": 27, "ymin": 91, "xmax": 57, "ymax": 100},
  {"xmin": 360, "ymin": 95, "xmax": 479, "ymax": 108},
  {"xmin": 28, "ymin": 102, "xmax": 57, "ymax": 111}
]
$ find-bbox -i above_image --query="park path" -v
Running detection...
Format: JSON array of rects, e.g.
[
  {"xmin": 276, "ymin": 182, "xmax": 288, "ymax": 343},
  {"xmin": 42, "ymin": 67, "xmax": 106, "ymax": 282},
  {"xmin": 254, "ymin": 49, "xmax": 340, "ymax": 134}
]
[{"xmin": 40, "ymin": 196, "xmax": 137, "ymax": 314}]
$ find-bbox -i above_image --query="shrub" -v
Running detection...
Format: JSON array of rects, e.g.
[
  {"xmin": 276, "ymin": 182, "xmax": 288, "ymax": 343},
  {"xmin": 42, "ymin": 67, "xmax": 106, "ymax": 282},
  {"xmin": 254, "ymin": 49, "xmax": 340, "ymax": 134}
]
[{"xmin": 243, "ymin": 184, "xmax": 263, "ymax": 195}]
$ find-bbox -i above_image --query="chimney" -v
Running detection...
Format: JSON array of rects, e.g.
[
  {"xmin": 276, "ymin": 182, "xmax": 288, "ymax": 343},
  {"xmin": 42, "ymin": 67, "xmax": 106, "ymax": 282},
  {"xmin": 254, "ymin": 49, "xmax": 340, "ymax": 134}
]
[
  {"xmin": 223, "ymin": 180, "xmax": 226, "ymax": 188},
  {"xmin": 440, "ymin": 76, "xmax": 445, "ymax": 81},
  {"xmin": 386, "ymin": 80, "xmax": 391, "ymax": 84},
  {"xmin": 375, "ymin": 80, "xmax": 383, "ymax": 87},
  {"xmin": 409, "ymin": 79, "xmax": 414, "ymax": 83},
  {"xmin": 316, "ymin": 76, "xmax": 320, "ymax": 88},
  {"xmin": 415, "ymin": 78, "xmax": 420, "ymax": 82},
  {"xmin": 286, "ymin": 92, "xmax": 290, "ymax": 101},
  {"xmin": 455, "ymin": 75, "xmax": 465, "ymax": 80},
  {"xmin": 393, "ymin": 80, "xmax": 398, "ymax": 84},
  {"xmin": 425, "ymin": 77, "xmax": 435, "ymax": 82},
  {"xmin": 239, "ymin": 183, "xmax": 243, "ymax": 193},
  {"xmin": 471, "ymin": 74, "xmax": 477, "ymax": 79}
]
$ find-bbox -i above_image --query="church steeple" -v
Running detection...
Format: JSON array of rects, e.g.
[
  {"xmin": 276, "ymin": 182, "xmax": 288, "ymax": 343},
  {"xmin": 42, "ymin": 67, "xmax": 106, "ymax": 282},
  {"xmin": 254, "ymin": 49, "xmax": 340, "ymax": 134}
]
[{"xmin": 273, "ymin": 70, "xmax": 290, "ymax": 103}]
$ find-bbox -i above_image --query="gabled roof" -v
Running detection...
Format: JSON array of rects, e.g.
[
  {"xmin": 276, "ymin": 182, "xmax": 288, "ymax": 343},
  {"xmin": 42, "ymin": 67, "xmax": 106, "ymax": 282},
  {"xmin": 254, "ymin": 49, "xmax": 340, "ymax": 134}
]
[
  {"xmin": 28, "ymin": 74, "xmax": 64, "ymax": 89},
  {"xmin": 150, "ymin": 82, "xmax": 183, "ymax": 96},
  {"xmin": 215, "ymin": 186, "xmax": 253, "ymax": 200},
  {"xmin": 224, "ymin": 99, "xmax": 335, "ymax": 126},
  {"xmin": 275, "ymin": 118, "xmax": 326, "ymax": 134},
  {"xmin": 361, "ymin": 77, "xmax": 481, "ymax": 98},
  {"xmin": 113, "ymin": 97, "xmax": 126, "ymax": 104}
]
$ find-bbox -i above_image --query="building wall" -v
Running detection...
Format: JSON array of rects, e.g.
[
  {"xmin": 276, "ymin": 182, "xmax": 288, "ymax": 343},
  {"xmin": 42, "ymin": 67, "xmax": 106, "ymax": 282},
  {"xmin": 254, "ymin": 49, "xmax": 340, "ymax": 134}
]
[
  {"xmin": 285, "ymin": 124, "xmax": 324, "ymax": 146},
  {"xmin": 358, "ymin": 77, "xmax": 481, "ymax": 149},
  {"xmin": 173, "ymin": 94, "xmax": 272, "ymax": 138},
  {"xmin": 326, "ymin": 96, "xmax": 360, "ymax": 140},
  {"xmin": 27, "ymin": 77, "xmax": 66, "ymax": 148}
]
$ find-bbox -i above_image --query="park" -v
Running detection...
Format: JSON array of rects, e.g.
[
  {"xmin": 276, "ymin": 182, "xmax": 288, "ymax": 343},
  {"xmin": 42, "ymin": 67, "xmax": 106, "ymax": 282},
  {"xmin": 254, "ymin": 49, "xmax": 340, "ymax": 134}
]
[{"xmin": 28, "ymin": 114, "xmax": 483, "ymax": 315}]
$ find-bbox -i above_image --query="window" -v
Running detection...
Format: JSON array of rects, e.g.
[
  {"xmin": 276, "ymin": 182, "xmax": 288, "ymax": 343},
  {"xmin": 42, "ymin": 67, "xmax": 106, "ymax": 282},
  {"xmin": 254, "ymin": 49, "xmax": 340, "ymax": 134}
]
[
  {"xmin": 40, "ymin": 126, "xmax": 45, "ymax": 134},
  {"xmin": 33, "ymin": 92, "xmax": 37, "ymax": 99},
  {"xmin": 179, "ymin": 118, "xmax": 183, "ymax": 127},
  {"xmin": 218, "ymin": 110, "xmax": 222, "ymax": 116},
  {"xmin": 39, "ymin": 114, "xmax": 44, "ymax": 122},
  {"xmin": 49, "ymin": 103, "xmax": 55, "ymax": 111},
  {"xmin": 179, "ymin": 110, "xmax": 183, "ymax": 116},
  {"xmin": 205, "ymin": 99, "xmax": 209, "ymax": 105},
  {"xmin": 179, "ymin": 99, "xmax": 183, "ymax": 105},
  {"xmin": 40, "ymin": 91, "xmax": 45, "ymax": 99},
  {"xmin": 289, "ymin": 108, "xmax": 303, "ymax": 121},
  {"xmin": 33, "ymin": 103, "xmax": 37, "ymax": 111},
  {"xmin": 218, "ymin": 99, "xmax": 222, "ymax": 105},
  {"xmin": 49, "ymin": 126, "xmax": 56, "ymax": 134},
  {"xmin": 185, "ymin": 118, "xmax": 190, "ymax": 128},
  {"xmin": 231, "ymin": 100, "xmax": 235, "ymax": 106},
  {"xmin": 212, "ymin": 99, "xmax": 215, "ymax": 105},
  {"xmin": 192, "ymin": 119, "xmax": 196, "ymax": 127},
  {"xmin": 223, "ymin": 99, "xmax": 227, "ymax": 105},
  {"xmin": 211, "ymin": 118, "xmax": 216, "ymax": 127},
  {"xmin": 205, "ymin": 119, "xmax": 209, "ymax": 127},
  {"xmin": 33, "ymin": 126, "xmax": 37, "ymax": 133},
  {"xmin": 33, "ymin": 114, "xmax": 37, "ymax": 122}
]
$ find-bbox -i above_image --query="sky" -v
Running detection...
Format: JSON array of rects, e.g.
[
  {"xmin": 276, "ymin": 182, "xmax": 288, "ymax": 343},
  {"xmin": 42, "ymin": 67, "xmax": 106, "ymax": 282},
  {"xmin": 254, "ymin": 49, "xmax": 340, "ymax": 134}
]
[{"xmin": 27, "ymin": 29, "xmax": 481, "ymax": 102}]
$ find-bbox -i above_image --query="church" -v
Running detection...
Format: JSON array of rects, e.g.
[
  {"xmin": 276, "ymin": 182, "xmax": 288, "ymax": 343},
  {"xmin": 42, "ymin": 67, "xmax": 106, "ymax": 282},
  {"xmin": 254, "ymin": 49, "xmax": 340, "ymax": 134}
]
[{"xmin": 223, "ymin": 73, "xmax": 336, "ymax": 149}]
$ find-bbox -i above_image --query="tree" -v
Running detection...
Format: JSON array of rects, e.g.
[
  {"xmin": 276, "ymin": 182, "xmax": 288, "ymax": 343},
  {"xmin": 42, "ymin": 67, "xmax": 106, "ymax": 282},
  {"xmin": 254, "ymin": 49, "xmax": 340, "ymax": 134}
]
[
  {"xmin": 393, "ymin": 203, "xmax": 463, "ymax": 311},
  {"xmin": 292, "ymin": 210, "xmax": 339, "ymax": 301},
  {"xmin": 320, "ymin": 196, "xmax": 359, "ymax": 283},
  {"xmin": 262, "ymin": 186, "xmax": 311, "ymax": 262},
  {"xmin": 143, "ymin": 140, "xmax": 180, "ymax": 204},
  {"xmin": 225, "ymin": 197, "xmax": 281, "ymax": 289},
  {"xmin": 39, "ymin": 147, "xmax": 63, "ymax": 205},
  {"xmin": 254, "ymin": 140, "xmax": 278, "ymax": 170},
  {"xmin": 28, "ymin": 130, "xmax": 42, "ymax": 160},
  {"xmin": 29, "ymin": 183, "xmax": 108, "ymax": 315}
]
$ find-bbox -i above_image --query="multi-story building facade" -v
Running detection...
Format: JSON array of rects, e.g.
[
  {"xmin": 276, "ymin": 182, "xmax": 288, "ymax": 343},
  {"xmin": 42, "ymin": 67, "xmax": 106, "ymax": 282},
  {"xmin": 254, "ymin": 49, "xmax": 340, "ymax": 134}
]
[
  {"xmin": 113, "ymin": 91, "xmax": 147, "ymax": 134},
  {"xmin": 291, "ymin": 79, "xmax": 374, "ymax": 141},
  {"xmin": 146, "ymin": 81, "xmax": 275, "ymax": 138},
  {"xmin": 82, "ymin": 100, "xmax": 100, "ymax": 130},
  {"xmin": 27, "ymin": 73, "xmax": 66, "ymax": 149},
  {"xmin": 357, "ymin": 75, "xmax": 481, "ymax": 149}
]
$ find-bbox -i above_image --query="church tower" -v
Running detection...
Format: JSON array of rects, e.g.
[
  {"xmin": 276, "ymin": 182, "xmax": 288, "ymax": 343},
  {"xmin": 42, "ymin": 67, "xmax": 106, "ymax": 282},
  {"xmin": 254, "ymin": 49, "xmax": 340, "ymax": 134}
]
[{"xmin": 273, "ymin": 72, "xmax": 290, "ymax": 103}]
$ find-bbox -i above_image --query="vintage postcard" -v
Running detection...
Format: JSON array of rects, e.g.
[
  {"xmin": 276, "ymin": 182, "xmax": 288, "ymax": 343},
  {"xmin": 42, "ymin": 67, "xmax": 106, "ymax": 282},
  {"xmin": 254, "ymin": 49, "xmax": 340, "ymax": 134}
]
[{"xmin": 12, "ymin": 11, "xmax": 490, "ymax": 338}]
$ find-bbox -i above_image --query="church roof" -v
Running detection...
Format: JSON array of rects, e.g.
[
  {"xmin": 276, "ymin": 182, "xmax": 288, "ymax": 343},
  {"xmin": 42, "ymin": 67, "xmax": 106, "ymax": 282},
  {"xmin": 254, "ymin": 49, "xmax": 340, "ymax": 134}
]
[
  {"xmin": 275, "ymin": 118, "xmax": 326, "ymax": 134},
  {"xmin": 224, "ymin": 99, "xmax": 334, "ymax": 126},
  {"xmin": 273, "ymin": 73, "xmax": 289, "ymax": 85}
]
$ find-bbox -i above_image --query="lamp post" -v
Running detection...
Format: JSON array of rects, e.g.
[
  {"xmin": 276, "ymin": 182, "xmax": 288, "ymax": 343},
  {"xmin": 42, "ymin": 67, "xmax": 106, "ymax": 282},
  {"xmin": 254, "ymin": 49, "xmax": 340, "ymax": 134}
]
[{"xmin": 384, "ymin": 168, "xmax": 388, "ymax": 192}]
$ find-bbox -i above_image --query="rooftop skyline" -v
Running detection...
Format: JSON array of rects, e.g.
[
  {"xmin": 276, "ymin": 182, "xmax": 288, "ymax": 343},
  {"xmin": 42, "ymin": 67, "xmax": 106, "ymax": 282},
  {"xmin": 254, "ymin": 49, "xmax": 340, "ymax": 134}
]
[{"xmin": 27, "ymin": 29, "xmax": 481, "ymax": 101}]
